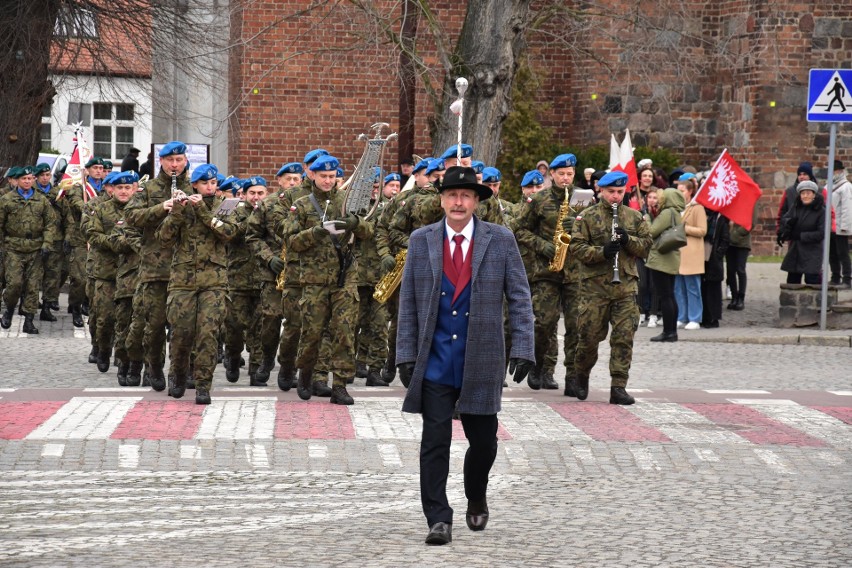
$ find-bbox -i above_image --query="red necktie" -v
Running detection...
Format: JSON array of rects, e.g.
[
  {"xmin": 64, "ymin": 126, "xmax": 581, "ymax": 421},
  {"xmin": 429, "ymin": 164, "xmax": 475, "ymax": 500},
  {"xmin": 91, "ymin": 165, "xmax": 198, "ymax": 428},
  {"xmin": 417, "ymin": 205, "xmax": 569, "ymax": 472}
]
[{"xmin": 452, "ymin": 234, "xmax": 465, "ymax": 274}]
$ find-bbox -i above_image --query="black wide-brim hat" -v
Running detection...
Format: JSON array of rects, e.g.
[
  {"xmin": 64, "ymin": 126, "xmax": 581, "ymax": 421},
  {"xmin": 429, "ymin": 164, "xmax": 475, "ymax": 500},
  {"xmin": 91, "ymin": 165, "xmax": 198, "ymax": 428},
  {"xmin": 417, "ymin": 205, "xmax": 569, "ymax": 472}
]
[{"xmin": 439, "ymin": 166, "xmax": 492, "ymax": 200}]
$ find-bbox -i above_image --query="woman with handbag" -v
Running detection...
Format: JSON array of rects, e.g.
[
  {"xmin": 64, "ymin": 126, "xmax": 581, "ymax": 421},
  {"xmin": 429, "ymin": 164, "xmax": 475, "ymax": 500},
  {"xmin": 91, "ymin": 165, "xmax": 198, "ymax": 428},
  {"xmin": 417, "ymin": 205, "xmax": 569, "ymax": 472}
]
[
  {"xmin": 646, "ymin": 188, "xmax": 686, "ymax": 342},
  {"xmin": 675, "ymin": 175, "xmax": 708, "ymax": 331}
]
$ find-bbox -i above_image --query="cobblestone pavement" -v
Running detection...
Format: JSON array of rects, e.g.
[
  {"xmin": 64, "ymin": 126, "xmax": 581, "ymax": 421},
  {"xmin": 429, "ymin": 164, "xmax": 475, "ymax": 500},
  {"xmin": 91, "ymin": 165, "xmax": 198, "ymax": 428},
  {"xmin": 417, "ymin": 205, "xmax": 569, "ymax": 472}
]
[{"xmin": 0, "ymin": 262, "xmax": 850, "ymax": 566}]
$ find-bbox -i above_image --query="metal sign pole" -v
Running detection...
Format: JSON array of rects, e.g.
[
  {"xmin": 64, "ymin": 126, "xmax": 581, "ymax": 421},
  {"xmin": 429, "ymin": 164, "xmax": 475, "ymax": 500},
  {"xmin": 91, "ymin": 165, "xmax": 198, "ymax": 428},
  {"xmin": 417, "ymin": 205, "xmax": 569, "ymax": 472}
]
[{"xmin": 820, "ymin": 122, "xmax": 837, "ymax": 330}]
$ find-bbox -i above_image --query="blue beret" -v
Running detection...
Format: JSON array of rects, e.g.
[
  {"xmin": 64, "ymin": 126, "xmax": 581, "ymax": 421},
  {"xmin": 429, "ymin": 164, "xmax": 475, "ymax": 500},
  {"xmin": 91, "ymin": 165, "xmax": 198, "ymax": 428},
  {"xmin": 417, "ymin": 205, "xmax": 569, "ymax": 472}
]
[
  {"xmin": 384, "ymin": 173, "xmax": 401, "ymax": 184},
  {"xmin": 216, "ymin": 173, "xmax": 226, "ymax": 185},
  {"xmin": 439, "ymin": 144, "xmax": 473, "ymax": 160},
  {"xmin": 112, "ymin": 171, "xmax": 139, "ymax": 185},
  {"xmin": 425, "ymin": 158, "xmax": 445, "ymax": 175},
  {"xmin": 159, "ymin": 141, "xmax": 187, "ymax": 158},
  {"xmin": 85, "ymin": 157, "xmax": 105, "ymax": 168},
  {"xmin": 308, "ymin": 155, "xmax": 340, "ymax": 172},
  {"xmin": 550, "ymin": 153, "xmax": 577, "ymax": 169},
  {"xmin": 219, "ymin": 176, "xmax": 240, "ymax": 194},
  {"xmin": 521, "ymin": 170, "xmax": 544, "ymax": 187},
  {"xmin": 470, "ymin": 161, "xmax": 485, "ymax": 174},
  {"xmin": 276, "ymin": 162, "xmax": 304, "ymax": 177},
  {"xmin": 303, "ymin": 148, "xmax": 329, "ymax": 165},
  {"xmin": 598, "ymin": 171, "xmax": 629, "ymax": 188},
  {"xmin": 103, "ymin": 172, "xmax": 118, "ymax": 185},
  {"xmin": 372, "ymin": 166, "xmax": 382, "ymax": 183},
  {"xmin": 243, "ymin": 175, "xmax": 267, "ymax": 188},
  {"xmin": 411, "ymin": 157, "xmax": 433, "ymax": 174},
  {"xmin": 482, "ymin": 167, "xmax": 502, "ymax": 183},
  {"xmin": 677, "ymin": 172, "xmax": 696, "ymax": 182},
  {"xmin": 190, "ymin": 164, "xmax": 219, "ymax": 183},
  {"xmin": 337, "ymin": 167, "xmax": 344, "ymax": 177},
  {"xmin": 34, "ymin": 163, "xmax": 51, "ymax": 175}
]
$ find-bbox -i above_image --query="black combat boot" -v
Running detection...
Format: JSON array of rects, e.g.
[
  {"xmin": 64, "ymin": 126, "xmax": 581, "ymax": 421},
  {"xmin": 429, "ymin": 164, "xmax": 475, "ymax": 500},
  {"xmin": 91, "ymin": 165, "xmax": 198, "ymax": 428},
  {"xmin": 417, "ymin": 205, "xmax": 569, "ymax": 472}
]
[
  {"xmin": 563, "ymin": 376, "xmax": 578, "ymax": 398},
  {"xmin": 365, "ymin": 369, "xmax": 389, "ymax": 387},
  {"xmin": 39, "ymin": 306, "xmax": 57, "ymax": 322},
  {"xmin": 1, "ymin": 307, "xmax": 12, "ymax": 329},
  {"xmin": 255, "ymin": 357, "xmax": 275, "ymax": 384},
  {"xmin": 355, "ymin": 362, "xmax": 368, "ymax": 378},
  {"xmin": 527, "ymin": 366, "xmax": 542, "ymax": 390},
  {"xmin": 277, "ymin": 365, "xmax": 295, "ymax": 391},
  {"xmin": 609, "ymin": 386, "xmax": 635, "ymax": 405},
  {"xmin": 88, "ymin": 346, "xmax": 99, "ymax": 364},
  {"xmin": 541, "ymin": 372, "xmax": 558, "ymax": 390},
  {"xmin": 312, "ymin": 378, "xmax": 332, "ymax": 397},
  {"xmin": 330, "ymin": 384, "xmax": 354, "ymax": 405},
  {"xmin": 81, "ymin": 302, "xmax": 89, "ymax": 316},
  {"xmin": 248, "ymin": 362, "xmax": 259, "ymax": 384},
  {"xmin": 169, "ymin": 374, "xmax": 187, "ymax": 399},
  {"xmin": 149, "ymin": 365, "xmax": 167, "ymax": 392},
  {"xmin": 71, "ymin": 304, "xmax": 84, "ymax": 328},
  {"xmin": 49, "ymin": 301, "xmax": 60, "ymax": 311},
  {"xmin": 22, "ymin": 314, "xmax": 39, "ymax": 334},
  {"xmin": 195, "ymin": 385, "xmax": 211, "ymax": 405},
  {"xmin": 731, "ymin": 293, "xmax": 745, "ymax": 311},
  {"xmin": 225, "ymin": 356, "xmax": 241, "ymax": 383},
  {"xmin": 296, "ymin": 368, "xmax": 313, "ymax": 401},
  {"xmin": 116, "ymin": 360, "xmax": 130, "ymax": 386},
  {"xmin": 96, "ymin": 348, "xmax": 111, "ymax": 373},
  {"xmin": 249, "ymin": 371, "xmax": 268, "ymax": 387},
  {"xmin": 576, "ymin": 376, "xmax": 589, "ymax": 401},
  {"xmin": 126, "ymin": 361, "xmax": 143, "ymax": 387},
  {"xmin": 381, "ymin": 356, "xmax": 396, "ymax": 383},
  {"xmin": 141, "ymin": 366, "xmax": 151, "ymax": 387}
]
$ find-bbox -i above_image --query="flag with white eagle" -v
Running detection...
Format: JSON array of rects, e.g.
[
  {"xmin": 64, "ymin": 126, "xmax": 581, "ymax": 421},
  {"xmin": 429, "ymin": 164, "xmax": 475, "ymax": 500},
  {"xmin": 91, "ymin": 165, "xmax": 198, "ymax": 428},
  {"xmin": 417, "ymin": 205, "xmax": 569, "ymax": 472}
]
[{"xmin": 695, "ymin": 149, "xmax": 762, "ymax": 230}]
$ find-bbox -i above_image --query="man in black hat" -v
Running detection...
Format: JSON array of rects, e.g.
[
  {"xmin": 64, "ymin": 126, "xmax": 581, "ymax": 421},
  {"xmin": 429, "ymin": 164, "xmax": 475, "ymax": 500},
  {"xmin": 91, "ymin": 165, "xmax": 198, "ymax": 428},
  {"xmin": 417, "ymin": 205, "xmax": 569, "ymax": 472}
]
[
  {"xmin": 120, "ymin": 148, "xmax": 141, "ymax": 174},
  {"xmin": 396, "ymin": 166, "xmax": 534, "ymax": 545}
]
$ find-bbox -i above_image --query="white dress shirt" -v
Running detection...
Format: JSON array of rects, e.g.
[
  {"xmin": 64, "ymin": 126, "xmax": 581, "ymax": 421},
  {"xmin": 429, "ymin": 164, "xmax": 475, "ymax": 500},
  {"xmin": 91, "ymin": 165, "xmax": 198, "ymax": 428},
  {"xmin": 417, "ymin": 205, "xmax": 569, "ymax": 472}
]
[{"xmin": 445, "ymin": 217, "xmax": 474, "ymax": 262}]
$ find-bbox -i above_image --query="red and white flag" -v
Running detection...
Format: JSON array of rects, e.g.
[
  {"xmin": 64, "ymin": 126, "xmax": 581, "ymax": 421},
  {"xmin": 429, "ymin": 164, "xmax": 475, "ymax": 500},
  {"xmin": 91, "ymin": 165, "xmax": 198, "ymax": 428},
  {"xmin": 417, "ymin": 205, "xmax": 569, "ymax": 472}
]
[
  {"xmin": 609, "ymin": 129, "xmax": 639, "ymax": 188},
  {"xmin": 694, "ymin": 149, "xmax": 762, "ymax": 230},
  {"xmin": 59, "ymin": 126, "xmax": 95, "ymax": 201}
]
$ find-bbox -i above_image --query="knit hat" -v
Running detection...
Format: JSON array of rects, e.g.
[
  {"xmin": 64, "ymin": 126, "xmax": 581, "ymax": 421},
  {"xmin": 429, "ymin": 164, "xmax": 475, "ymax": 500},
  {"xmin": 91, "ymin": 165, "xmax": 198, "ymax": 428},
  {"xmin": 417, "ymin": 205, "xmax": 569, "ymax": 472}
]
[
  {"xmin": 797, "ymin": 162, "xmax": 816, "ymax": 182},
  {"xmin": 797, "ymin": 180, "xmax": 818, "ymax": 194}
]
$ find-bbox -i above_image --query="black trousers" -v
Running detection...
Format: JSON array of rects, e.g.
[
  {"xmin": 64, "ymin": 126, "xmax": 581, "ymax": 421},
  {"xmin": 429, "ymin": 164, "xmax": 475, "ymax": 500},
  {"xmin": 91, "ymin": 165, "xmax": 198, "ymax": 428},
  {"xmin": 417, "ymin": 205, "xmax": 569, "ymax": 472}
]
[
  {"xmin": 725, "ymin": 246, "xmax": 749, "ymax": 298},
  {"xmin": 829, "ymin": 234, "xmax": 851, "ymax": 282},
  {"xmin": 420, "ymin": 380, "xmax": 498, "ymax": 527},
  {"xmin": 649, "ymin": 269, "xmax": 677, "ymax": 333}
]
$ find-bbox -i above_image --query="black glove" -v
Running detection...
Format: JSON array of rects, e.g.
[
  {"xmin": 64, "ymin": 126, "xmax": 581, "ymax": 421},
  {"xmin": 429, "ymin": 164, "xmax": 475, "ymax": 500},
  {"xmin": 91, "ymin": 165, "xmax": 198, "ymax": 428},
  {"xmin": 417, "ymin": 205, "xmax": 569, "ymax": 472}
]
[
  {"xmin": 268, "ymin": 256, "xmax": 285, "ymax": 274},
  {"xmin": 614, "ymin": 226, "xmax": 629, "ymax": 245},
  {"xmin": 541, "ymin": 241, "xmax": 556, "ymax": 259},
  {"xmin": 509, "ymin": 358, "xmax": 534, "ymax": 384},
  {"xmin": 381, "ymin": 255, "xmax": 396, "ymax": 274},
  {"xmin": 397, "ymin": 362, "xmax": 415, "ymax": 388},
  {"xmin": 40, "ymin": 246, "xmax": 51, "ymax": 260},
  {"xmin": 603, "ymin": 241, "xmax": 621, "ymax": 259},
  {"xmin": 776, "ymin": 234, "xmax": 785, "ymax": 247},
  {"xmin": 562, "ymin": 216, "xmax": 574, "ymax": 233},
  {"xmin": 333, "ymin": 213, "xmax": 359, "ymax": 232}
]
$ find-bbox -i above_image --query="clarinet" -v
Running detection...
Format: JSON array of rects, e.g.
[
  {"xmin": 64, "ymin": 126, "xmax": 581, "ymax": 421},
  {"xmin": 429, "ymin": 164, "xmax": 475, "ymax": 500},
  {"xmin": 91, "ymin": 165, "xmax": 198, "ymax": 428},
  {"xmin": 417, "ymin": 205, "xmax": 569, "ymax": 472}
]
[
  {"xmin": 171, "ymin": 170, "xmax": 187, "ymax": 202},
  {"xmin": 610, "ymin": 202, "xmax": 621, "ymax": 284}
]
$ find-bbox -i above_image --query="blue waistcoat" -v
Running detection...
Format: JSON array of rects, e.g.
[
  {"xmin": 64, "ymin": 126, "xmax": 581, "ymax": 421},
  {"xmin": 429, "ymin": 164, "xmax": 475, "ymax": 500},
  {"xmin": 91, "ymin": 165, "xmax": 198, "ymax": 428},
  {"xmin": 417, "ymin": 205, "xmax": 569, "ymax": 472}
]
[{"xmin": 424, "ymin": 273, "xmax": 471, "ymax": 388}]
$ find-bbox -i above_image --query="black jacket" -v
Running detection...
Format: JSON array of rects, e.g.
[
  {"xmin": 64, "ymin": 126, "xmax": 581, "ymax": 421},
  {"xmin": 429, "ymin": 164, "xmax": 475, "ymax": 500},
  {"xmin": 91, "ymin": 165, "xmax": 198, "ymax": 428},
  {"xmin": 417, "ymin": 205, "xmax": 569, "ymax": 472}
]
[{"xmin": 779, "ymin": 193, "xmax": 825, "ymax": 275}]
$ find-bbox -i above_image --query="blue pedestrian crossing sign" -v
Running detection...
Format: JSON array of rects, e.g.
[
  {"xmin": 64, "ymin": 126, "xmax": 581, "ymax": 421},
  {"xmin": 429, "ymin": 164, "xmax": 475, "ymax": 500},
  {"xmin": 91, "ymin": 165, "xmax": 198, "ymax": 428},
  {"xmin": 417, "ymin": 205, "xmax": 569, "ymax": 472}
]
[{"xmin": 808, "ymin": 69, "xmax": 852, "ymax": 122}]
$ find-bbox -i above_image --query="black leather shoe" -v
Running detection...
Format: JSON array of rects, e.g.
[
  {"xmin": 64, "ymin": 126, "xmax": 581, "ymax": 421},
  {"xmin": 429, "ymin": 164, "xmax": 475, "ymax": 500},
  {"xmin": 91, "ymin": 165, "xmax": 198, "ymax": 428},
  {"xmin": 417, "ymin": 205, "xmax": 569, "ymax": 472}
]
[
  {"xmin": 277, "ymin": 366, "xmax": 295, "ymax": 391},
  {"xmin": 169, "ymin": 375, "xmax": 187, "ymax": 399},
  {"xmin": 71, "ymin": 305, "xmax": 84, "ymax": 328},
  {"xmin": 225, "ymin": 357, "xmax": 240, "ymax": 383},
  {"xmin": 563, "ymin": 377, "xmax": 578, "ymax": 398},
  {"xmin": 541, "ymin": 372, "xmax": 558, "ymax": 390},
  {"xmin": 312, "ymin": 381, "xmax": 332, "ymax": 397},
  {"xmin": 610, "ymin": 386, "xmax": 635, "ymax": 405},
  {"xmin": 466, "ymin": 498, "xmax": 489, "ymax": 531},
  {"xmin": 365, "ymin": 370, "xmax": 389, "ymax": 387},
  {"xmin": 126, "ymin": 361, "xmax": 143, "ymax": 387},
  {"xmin": 96, "ymin": 350, "xmax": 111, "ymax": 373},
  {"xmin": 330, "ymin": 385, "xmax": 354, "ymax": 405},
  {"xmin": 22, "ymin": 314, "xmax": 39, "ymax": 334},
  {"xmin": 650, "ymin": 331, "xmax": 678, "ymax": 342},
  {"xmin": 425, "ymin": 522, "xmax": 452, "ymax": 545},
  {"xmin": 39, "ymin": 307, "xmax": 57, "ymax": 322},
  {"xmin": 88, "ymin": 346, "xmax": 99, "ymax": 364},
  {"xmin": 355, "ymin": 362, "xmax": 368, "ymax": 378},
  {"xmin": 149, "ymin": 366, "xmax": 167, "ymax": 392},
  {"xmin": 255, "ymin": 358, "xmax": 274, "ymax": 384},
  {"xmin": 195, "ymin": 386, "xmax": 211, "ymax": 405},
  {"xmin": 527, "ymin": 368, "xmax": 542, "ymax": 390},
  {"xmin": 0, "ymin": 308, "xmax": 12, "ymax": 330},
  {"xmin": 296, "ymin": 368, "xmax": 313, "ymax": 401}
]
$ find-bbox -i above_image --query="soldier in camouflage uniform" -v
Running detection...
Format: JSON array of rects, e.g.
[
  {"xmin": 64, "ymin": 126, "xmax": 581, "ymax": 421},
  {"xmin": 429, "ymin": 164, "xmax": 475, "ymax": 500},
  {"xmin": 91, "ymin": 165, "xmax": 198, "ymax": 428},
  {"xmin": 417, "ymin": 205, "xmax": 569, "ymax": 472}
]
[
  {"xmin": 0, "ymin": 166, "xmax": 59, "ymax": 334},
  {"xmin": 224, "ymin": 176, "xmax": 268, "ymax": 386},
  {"xmin": 61, "ymin": 177, "xmax": 91, "ymax": 329},
  {"xmin": 112, "ymin": 202, "xmax": 143, "ymax": 387},
  {"xmin": 570, "ymin": 171, "xmax": 652, "ymax": 405},
  {"xmin": 124, "ymin": 141, "xmax": 193, "ymax": 392},
  {"xmin": 0, "ymin": 167, "xmax": 23, "ymax": 294},
  {"xmin": 84, "ymin": 172, "xmax": 137, "ymax": 373},
  {"xmin": 33, "ymin": 163, "xmax": 63, "ymax": 319},
  {"xmin": 282, "ymin": 155, "xmax": 372, "ymax": 405},
  {"xmin": 515, "ymin": 155, "xmax": 587, "ymax": 391},
  {"xmin": 157, "ymin": 164, "xmax": 238, "ymax": 405},
  {"xmin": 82, "ymin": 175, "xmax": 115, "ymax": 364}
]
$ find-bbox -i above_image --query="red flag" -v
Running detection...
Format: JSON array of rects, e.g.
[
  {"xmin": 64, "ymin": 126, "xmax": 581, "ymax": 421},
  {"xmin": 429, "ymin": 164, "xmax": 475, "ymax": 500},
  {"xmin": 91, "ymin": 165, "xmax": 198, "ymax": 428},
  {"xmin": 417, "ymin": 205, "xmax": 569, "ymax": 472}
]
[
  {"xmin": 694, "ymin": 149, "xmax": 762, "ymax": 230},
  {"xmin": 59, "ymin": 126, "xmax": 94, "ymax": 201},
  {"xmin": 610, "ymin": 129, "xmax": 639, "ymax": 189}
]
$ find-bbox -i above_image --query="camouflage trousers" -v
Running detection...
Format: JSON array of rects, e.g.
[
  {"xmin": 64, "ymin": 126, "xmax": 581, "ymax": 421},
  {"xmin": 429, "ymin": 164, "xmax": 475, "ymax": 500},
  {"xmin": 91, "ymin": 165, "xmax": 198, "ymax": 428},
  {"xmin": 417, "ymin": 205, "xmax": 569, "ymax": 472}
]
[
  {"xmin": 87, "ymin": 277, "xmax": 97, "ymax": 347},
  {"xmin": 224, "ymin": 291, "xmax": 261, "ymax": 366},
  {"xmin": 124, "ymin": 291, "xmax": 145, "ymax": 362},
  {"xmin": 355, "ymin": 285, "xmax": 389, "ymax": 369},
  {"xmin": 3, "ymin": 250, "xmax": 43, "ymax": 314},
  {"xmin": 530, "ymin": 280, "xmax": 578, "ymax": 378},
  {"xmin": 573, "ymin": 280, "xmax": 639, "ymax": 388},
  {"xmin": 297, "ymin": 283, "xmax": 359, "ymax": 383},
  {"xmin": 67, "ymin": 246, "xmax": 87, "ymax": 306},
  {"xmin": 92, "ymin": 279, "xmax": 116, "ymax": 353},
  {"xmin": 167, "ymin": 288, "xmax": 227, "ymax": 391},
  {"xmin": 137, "ymin": 280, "xmax": 169, "ymax": 368},
  {"xmin": 40, "ymin": 242, "xmax": 63, "ymax": 304},
  {"xmin": 258, "ymin": 281, "xmax": 283, "ymax": 362},
  {"xmin": 277, "ymin": 285, "xmax": 302, "ymax": 370},
  {"xmin": 114, "ymin": 295, "xmax": 142, "ymax": 363}
]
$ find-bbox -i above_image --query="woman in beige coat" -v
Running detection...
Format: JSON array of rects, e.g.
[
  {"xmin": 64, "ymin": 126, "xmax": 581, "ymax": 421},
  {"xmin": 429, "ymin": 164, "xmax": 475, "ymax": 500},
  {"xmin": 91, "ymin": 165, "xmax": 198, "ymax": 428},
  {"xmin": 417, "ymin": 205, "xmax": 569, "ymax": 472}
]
[{"xmin": 674, "ymin": 175, "xmax": 707, "ymax": 330}]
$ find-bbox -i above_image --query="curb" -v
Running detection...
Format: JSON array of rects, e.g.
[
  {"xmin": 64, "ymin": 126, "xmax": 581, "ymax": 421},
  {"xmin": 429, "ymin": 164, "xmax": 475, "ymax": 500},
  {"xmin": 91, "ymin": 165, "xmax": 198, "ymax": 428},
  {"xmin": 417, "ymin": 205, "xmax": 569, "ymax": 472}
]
[{"xmin": 678, "ymin": 335, "xmax": 852, "ymax": 347}]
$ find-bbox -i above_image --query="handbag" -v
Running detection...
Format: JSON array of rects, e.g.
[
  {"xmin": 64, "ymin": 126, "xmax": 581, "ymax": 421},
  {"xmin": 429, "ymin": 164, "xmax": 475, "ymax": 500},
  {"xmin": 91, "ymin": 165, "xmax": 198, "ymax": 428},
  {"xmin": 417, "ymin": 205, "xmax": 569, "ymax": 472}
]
[{"xmin": 657, "ymin": 211, "xmax": 687, "ymax": 254}]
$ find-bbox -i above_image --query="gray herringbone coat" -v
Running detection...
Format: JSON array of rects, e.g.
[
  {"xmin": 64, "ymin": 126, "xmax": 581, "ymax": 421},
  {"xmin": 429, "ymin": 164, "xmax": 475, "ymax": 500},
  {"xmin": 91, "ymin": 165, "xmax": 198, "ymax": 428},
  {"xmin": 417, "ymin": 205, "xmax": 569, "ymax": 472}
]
[{"xmin": 398, "ymin": 217, "xmax": 535, "ymax": 415}]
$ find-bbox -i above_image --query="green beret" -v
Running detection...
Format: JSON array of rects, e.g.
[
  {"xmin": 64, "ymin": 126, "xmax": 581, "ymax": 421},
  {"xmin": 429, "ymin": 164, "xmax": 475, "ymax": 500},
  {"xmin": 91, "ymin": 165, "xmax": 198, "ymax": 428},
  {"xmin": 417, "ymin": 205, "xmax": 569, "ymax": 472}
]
[
  {"xmin": 85, "ymin": 157, "xmax": 105, "ymax": 168},
  {"xmin": 6, "ymin": 166, "xmax": 21, "ymax": 179},
  {"xmin": 34, "ymin": 163, "xmax": 51, "ymax": 175}
]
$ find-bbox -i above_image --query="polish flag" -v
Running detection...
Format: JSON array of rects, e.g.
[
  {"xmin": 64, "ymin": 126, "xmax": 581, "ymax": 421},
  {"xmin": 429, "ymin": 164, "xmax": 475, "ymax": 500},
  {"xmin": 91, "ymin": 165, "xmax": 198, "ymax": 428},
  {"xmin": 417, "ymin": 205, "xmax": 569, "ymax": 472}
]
[
  {"xmin": 694, "ymin": 149, "xmax": 762, "ymax": 231},
  {"xmin": 59, "ymin": 126, "xmax": 96, "ymax": 201},
  {"xmin": 609, "ymin": 129, "xmax": 639, "ymax": 189}
]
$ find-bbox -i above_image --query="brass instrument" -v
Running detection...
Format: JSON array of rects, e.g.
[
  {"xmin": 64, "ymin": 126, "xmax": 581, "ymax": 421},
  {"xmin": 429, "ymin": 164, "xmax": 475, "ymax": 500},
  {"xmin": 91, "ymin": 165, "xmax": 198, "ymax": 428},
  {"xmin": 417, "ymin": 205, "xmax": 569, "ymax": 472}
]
[
  {"xmin": 610, "ymin": 202, "xmax": 621, "ymax": 284},
  {"xmin": 373, "ymin": 249, "xmax": 406, "ymax": 304},
  {"xmin": 547, "ymin": 186, "xmax": 572, "ymax": 272},
  {"xmin": 275, "ymin": 240, "xmax": 287, "ymax": 291}
]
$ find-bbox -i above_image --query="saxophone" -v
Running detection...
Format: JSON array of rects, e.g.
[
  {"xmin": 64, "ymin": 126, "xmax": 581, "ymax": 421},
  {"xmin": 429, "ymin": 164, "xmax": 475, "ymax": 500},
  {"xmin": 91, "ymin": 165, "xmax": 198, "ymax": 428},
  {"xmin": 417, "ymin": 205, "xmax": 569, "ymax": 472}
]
[
  {"xmin": 373, "ymin": 249, "xmax": 406, "ymax": 304},
  {"xmin": 547, "ymin": 186, "xmax": 572, "ymax": 272},
  {"xmin": 274, "ymin": 240, "xmax": 287, "ymax": 291}
]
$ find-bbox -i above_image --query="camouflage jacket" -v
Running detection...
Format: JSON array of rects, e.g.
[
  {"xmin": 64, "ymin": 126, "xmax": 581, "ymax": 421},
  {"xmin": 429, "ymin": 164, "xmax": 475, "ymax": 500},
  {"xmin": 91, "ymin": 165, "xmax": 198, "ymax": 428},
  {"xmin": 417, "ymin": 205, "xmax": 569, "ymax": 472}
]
[
  {"xmin": 355, "ymin": 200, "xmax": 385, "ymax": 287},
  {"xmin": 61, "ymin": 183, "xmax": 88, "ymax": 247},
  {"xmin": 84, "ymin": 197, "xmax": 131, "ymax": 281},
  {"xmin": 82, "ymin": 193, "xmax": 112, "ymax": 277},
  {"xmin": 245, "ymin": 191, "xmax": 289, "ymax": 283},
  {"xmin": 124, "ymin": 168, "xmax": 192, "ymax": 283},
  {"xmin": 0, "ymin": 190, "xmax": 59, "ymax": 253},
  {"xmin": 36, "ymin": 184, "xmax": 65, "ymax": 249},
  {"xmin": 570, "ymin": 199, "xmax": 652, "ymax": 290},
  {"xmin": 227, "ymin": 201, "xmax": 261, "ymax": 292},
  {"xmin": 388, "ymin": 184, "xmax": 441, "ymax": 252},
  {"xmin": 114, "ymin": 222, "xmax": 142, "ymax": 299},
  {"xmin": 156, "ymin": 194, "xmax": 239, "ymax": 291},
  {"xmin": 374, "ymin": 190, "xmax": 409, "ymax": 259},
  {"xmin": 283, "ymin": 184, "xmax": 373, "ymax": 287},
  {"xmin": 474, "ymin": 195, "xmax": 509, "ymax": 226},
  {"xmin": 277, "ymin": 184, "xmax": 313, "ymax": 288},
  {"xmin": 515, "ymin": 184, "xmax": 581, "ymax": 284}
]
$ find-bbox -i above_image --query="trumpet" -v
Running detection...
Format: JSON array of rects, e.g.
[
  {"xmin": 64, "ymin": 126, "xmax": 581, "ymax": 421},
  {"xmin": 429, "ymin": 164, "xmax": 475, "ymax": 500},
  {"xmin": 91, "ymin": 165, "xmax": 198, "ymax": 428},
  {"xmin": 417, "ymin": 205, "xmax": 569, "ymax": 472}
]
[{"xmin": 610, "ymin": 202, "xmax": 621, "ymax": 284}]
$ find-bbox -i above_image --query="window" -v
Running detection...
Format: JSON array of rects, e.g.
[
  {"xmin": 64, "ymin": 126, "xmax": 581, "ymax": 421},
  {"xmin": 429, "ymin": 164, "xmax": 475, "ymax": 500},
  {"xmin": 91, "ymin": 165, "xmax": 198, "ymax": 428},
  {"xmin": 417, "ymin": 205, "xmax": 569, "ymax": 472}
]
[
  {"xmin": 55, "ymin": 6, "xmax": 97, "ymax": 39},
  {"xmin": 67, "ymin": 102, "xmax": 91, "ymax": 126},
  {"xmin": 40, "ymin": 103, "xmax": 52, "ymax": 151},
  {"xmin": 92, "ymin": 103, "xmax": 135, "ymax": 159}
]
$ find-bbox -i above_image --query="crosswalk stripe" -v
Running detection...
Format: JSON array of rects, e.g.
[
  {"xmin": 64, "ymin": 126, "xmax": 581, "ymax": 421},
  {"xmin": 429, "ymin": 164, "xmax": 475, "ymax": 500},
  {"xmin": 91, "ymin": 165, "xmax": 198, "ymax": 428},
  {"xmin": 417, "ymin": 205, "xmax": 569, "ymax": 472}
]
[
  {"xmin": 308, "ymin": 444, "xmax": 327, "ymax": 459},
  {"xmin": 753, "ymin": 449, "xmax": 794, "ymax": 475},
  {"xmin": 377, "ymin": 443, "xmax": 402, "ymax": 467},
  {"xmin": 626, "ymin": 403, "xmax": 749, "ymax": 444},
  {"xmin": 244, "ymin": 444, "xmax": 269, "ymax": 468},
  {"xmin": 628, "ymin": 446, "xmax": 660, "ymax": 471},
  {"xmin": 196, "ymin": 399, "xmax": 276, "ymax": 439},
  {"xmin": 349, "ymin": 399, "xmax": 421, "ymax": 439},
  {"xmin": 500, "ymin": 402, "xmax": 593, "ymax": 442},
  {"xmin": 734, "ymin": 401, "xmax": 852, "ymax": 449},
  {"xmin": 26, "ymin": 398, "xmax": 142, "ymax": 440},
  {"xmin": 503, "ymin": 445, "xmax": 529, "ymax": 469},
  {"xmin": 41, "ymin": 443, "xmax": 65, "ymax": 458}
]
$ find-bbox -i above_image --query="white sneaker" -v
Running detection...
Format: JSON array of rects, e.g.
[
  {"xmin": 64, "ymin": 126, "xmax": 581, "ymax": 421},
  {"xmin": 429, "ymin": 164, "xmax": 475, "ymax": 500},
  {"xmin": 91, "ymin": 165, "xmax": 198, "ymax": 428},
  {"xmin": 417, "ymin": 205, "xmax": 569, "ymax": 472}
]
[
  {"xmin": 647, "ymin": 316, "xmax": 658, "ymax": 328},
  {"xmin": 639, "ymin": 314, "xmax": 646, "ymax": 326},
  {"xmin": 726, "ymin": 285, "xmax": 732, "ymax": 300},
  {"xmin": 684, "ymin": 322, "xmax": 701, "ymax": 330},
  {"xmin": 676, "ymin": 321, "xmax": 685, "ymax": 329}
]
